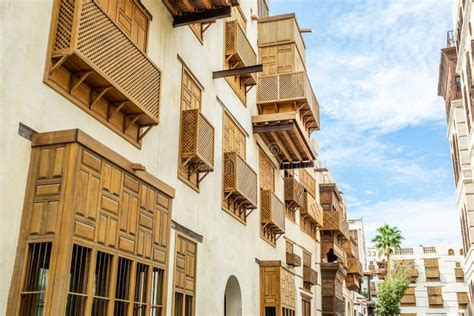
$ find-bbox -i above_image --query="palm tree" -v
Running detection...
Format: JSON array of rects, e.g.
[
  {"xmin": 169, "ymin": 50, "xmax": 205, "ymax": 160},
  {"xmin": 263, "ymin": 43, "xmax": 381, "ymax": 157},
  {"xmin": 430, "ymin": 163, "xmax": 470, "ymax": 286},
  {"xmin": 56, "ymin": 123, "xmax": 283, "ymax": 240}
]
[{"xmin": 372, "ymin": 224, "xmax": 404, "ymax": 270}]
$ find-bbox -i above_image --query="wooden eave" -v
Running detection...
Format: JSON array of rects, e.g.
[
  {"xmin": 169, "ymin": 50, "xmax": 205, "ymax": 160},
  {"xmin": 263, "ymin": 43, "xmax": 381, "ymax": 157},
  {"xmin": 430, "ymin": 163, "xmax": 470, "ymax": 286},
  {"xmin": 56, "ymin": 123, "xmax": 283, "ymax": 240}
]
[
  {"xmin": 32, "ymin": 129, "xmax": 175, "ymax": 198},
  {"xmin": 163, "ymin": 0, "xmax": 239, "ymax": 27},
  {"xmin": 252, "ymin": 112, "xmax": 316, "ymax": 165}
]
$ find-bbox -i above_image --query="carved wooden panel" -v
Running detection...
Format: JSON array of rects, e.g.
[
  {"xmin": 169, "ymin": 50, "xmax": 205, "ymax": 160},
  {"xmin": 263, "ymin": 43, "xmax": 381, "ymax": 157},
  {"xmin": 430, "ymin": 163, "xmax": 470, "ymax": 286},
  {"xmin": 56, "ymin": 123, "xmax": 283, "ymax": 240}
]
[
  {"xmin": 29, "ymin": 146, "xmax": 66, "ymax": 237},
  {"xmin": 223, "ymin": 112, "xmax": 246, "ymax": 157},
  {"xmin": 280, "ymin": 268, "xmax": 296, "ymax": 309},
  {"xmin": 174, "ymin": 235, "xmax": 197, "ymax": 295}
]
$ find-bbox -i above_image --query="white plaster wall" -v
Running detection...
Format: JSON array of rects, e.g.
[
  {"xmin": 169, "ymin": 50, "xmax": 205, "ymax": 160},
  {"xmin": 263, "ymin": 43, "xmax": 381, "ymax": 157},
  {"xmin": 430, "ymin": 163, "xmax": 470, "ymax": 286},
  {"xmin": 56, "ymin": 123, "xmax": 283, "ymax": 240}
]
[{"xmin": 0, "ymin": 0, "xmax": 324, "ymax": 315}]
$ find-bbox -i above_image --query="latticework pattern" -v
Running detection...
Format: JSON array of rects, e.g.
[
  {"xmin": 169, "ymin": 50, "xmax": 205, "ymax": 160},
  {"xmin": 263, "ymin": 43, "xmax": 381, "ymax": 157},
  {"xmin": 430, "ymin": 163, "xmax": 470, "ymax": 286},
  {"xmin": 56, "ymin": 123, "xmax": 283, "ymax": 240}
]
[
  {"xmin": 223, "ymin": 152, "xmax": 257, "ymax": 208},
  {"xmin": 51, "ymin": 0, "xmax": 161, "ymax": 124},
  {"xmin": 225, "ymin": 20, "xmax": 257, "ymax": 68},
  {"xmin": 54, "ymin": 0, "xmax": 74, "ymax": 51},
  {"xmin": 261, "ymin": 190, "xmax": 285, "ymax": 233},
  {"xmin": 284, "ymin": 177, "xmax": 305, "ymax": 208},
  {"xmin": 180, "ymin": 109, "xmax": 214, "ymax": 171},
  {"xmin": 76, "ymin": 1, "xmax": 160, "ymax": 118}
]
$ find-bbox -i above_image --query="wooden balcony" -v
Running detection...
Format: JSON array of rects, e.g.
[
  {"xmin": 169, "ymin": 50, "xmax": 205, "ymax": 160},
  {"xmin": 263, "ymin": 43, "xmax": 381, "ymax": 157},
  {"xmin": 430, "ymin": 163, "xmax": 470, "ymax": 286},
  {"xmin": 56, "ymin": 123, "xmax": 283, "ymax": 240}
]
[
  {"xmin": 284, "ymin": 177, "xmax": 305, "ymax": 213},
  {"xmin": 223, "ymin": 152, "xmax": 258, "ymax": 216},
  {"xmin": 347, "ymin": 257, "xmax": 362, "ymax": 275},
  {"xmin": 163, "ymin": 0, "xmax": 239, "ymax": 27},
  {"xmin": 225, "ymin": 20, "xmax": 258, "ymax": 85},
  {"xmin": 345, "ymin": 273, "xmax": 360, "ymax": 291},
  {"xmin": 261, "ymin": 190, "xmax": 285, "ymax": 234},
  {"xmin": 252, "ymin": 111, "xmax": 316, "ymax": 166},
  {"xmin": 46, "ymin": 0, "xmax": 161, "ymax": 146},
  {"xmin": 257, "ymin": 71, "xmax": 320, "ymax": 131},
  {"xmin": 321, "ymin": 209, "xmax": 350, "ymax": 239},
  {"xmin": 303, "ymin": 192, "xmax": 323, "ymax": 226},
  {"xmin": 180, "ymin": 109, "xmax": 215, "ymax": 173},
  {"xmin": 286, "ymin": 252, "xmax": 301, "ymax": 268},
  {"xmin": 303, "ymin": 267, "xmax": 317, "ymax": 286},
  {"xmin": 343, "ymin": 238, "xmax": 358, "ymax": 258}
]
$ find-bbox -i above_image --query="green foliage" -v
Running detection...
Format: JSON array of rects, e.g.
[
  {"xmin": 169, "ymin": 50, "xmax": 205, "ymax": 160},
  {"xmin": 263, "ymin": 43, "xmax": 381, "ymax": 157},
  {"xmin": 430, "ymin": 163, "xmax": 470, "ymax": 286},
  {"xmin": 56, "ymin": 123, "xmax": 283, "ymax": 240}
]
[
  {"xmin": 372, "ymin": 224, "xmax": 404, "ymax": 261},
  {"xmin": 375, "ymin": 264, "xmax": 411, "ymax": 315}
]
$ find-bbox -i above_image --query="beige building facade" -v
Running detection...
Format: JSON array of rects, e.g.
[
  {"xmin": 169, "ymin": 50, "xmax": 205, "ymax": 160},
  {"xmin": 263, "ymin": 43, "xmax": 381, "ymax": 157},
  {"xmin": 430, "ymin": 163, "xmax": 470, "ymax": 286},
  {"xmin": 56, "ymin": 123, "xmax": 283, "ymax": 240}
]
[
  {"xmin": 439, "ymin": 0, "xmax": 474, "ymax": 313},
  {"xmin": 0, "ymin": 0, "xmax": 363, "ymax": 315}
]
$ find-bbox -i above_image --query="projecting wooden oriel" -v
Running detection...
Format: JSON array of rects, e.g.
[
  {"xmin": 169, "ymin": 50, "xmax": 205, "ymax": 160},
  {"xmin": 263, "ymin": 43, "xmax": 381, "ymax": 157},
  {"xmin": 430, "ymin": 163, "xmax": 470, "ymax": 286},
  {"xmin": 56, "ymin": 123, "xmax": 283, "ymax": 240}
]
[
  {"xmin": 253, "ymin": 14, "xmax": 319, "ymax": 168},
  {"xmin": 261, "ymin": 190, "xmax": 286, "ymax": 234},
  {"xmin": 320, "ymin": 183, "xmax": 350, "ymax": 239},
  {"xmin": 303, "ymin": 191, "xmax": 323, "ymax": 227},
  {"xmin": 180, "ymin": 109, "xmax": 215, "ymax": 173},
  {"xmin": 225, "ymin": 19, "xmax": 258, "ymax": 85},
  {"xmin": 163, "ymin": 0, "xmax": 239, "ymax": 27},
  {"xmin": 259, "ymin": 261, "xmax": 296, "ymax": 316},
  {"xmin": 321, "ymin": 262, "xmax": 347, "ymax": 316},
  {"xmin": 45, "ymin": 0, "xmax": 161, "ymax": 147},
  {"xmin": 223, "ymin": 152, "xmax": 258, "ymax": 217}
]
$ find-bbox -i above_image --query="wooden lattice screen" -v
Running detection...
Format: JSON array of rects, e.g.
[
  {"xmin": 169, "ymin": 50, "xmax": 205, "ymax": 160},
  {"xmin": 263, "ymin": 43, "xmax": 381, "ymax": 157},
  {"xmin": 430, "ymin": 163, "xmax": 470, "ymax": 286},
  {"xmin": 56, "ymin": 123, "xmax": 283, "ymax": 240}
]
[
  {"xmin": 46, "ymin": 0, "xmax": 161, "ymax": 146},
  {"xmin": 178, "ymin": 69, "xmax": 214, "ymax": 190},
  {"xmin": 428, "ymin": 287, "xmax": 443, "ymax": 307}
]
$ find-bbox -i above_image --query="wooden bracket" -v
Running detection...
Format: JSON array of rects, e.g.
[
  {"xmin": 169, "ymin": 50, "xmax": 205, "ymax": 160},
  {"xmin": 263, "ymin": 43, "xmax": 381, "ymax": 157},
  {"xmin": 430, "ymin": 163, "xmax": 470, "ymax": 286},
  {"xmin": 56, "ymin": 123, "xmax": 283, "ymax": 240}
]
[
  {"xmin": 138, "ymin": 125, "xmax": 153, "ymax": 141},
  {"xmin": 90, "ymin": 86, "xmax": 112, "ymax": 109},
  {"xmin": 124, "ymin": 114, "xmax": 141, "ymax": 132},
  {"xmin": 49, "ymin": 53, "xmax": 71, "ymax": 74},
  {"xmin": 108, "ymin": 101, "xmax": 128, "ymax": 121},
  {"xmin": 70, "ymin": 71, "xmax": 93, "ymax": 94}
]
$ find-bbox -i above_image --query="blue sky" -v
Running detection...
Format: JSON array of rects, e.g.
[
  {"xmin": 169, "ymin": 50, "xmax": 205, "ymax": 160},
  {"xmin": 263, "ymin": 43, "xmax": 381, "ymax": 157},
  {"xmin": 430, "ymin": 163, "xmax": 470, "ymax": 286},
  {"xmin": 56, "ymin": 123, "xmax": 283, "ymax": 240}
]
[{"xmin": 270, "ymin": 0, "xmax": 459, "ymax": 246}]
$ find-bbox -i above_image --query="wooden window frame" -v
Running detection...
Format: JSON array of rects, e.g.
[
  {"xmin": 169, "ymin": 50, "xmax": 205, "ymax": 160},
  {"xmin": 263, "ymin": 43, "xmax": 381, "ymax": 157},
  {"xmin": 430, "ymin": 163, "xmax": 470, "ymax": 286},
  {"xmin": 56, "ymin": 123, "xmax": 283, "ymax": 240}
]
[
  {"xmin": 172, "ymin": 233, "xmax": 198, "ymax": 316},
  {"xmin": 427, "ymin": 286, "xmax": 444, "ymax": 308}
]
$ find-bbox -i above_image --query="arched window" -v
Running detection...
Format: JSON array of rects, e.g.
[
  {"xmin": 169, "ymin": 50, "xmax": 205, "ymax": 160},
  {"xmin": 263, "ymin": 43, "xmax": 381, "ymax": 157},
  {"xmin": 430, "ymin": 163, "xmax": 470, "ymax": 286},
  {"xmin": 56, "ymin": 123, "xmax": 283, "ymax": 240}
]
[{"xmin": 448, "ymin": 249, "xmax": 455, "ymax": 256}]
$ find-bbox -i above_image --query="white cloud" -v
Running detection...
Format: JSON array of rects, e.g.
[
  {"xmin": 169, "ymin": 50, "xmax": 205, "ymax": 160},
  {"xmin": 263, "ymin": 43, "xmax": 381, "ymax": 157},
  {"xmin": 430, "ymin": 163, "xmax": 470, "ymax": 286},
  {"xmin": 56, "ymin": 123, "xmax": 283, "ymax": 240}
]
[
  {"xmin": 308, "ymin": 0, "xmax": 452, "ymax": 133},
  {"xmin": 357, "ymin": 195, "xmax": 460, "ymax": 247}
]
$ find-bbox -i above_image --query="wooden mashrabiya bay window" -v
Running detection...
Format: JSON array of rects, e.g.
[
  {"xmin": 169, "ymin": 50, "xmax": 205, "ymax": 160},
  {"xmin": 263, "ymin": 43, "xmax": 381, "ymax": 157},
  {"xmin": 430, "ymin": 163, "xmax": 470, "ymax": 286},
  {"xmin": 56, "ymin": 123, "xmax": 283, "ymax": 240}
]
[
  {"xmin": 7, "ymin": 129, "xmax": 175, "ymax": 315},
  {"xmin": 45, "ymin": 0, "xmax": 161, "ymax": 147},
  {"xmin": 259, "ymin": 260, "xmax": 296, "ymax": 316}
]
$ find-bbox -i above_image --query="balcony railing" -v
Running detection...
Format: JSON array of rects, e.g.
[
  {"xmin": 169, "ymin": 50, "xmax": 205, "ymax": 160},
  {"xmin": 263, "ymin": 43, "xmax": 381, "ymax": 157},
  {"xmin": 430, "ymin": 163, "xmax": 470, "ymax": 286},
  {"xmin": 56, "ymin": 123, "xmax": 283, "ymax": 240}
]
[
  {"xmin": 47, "ymin": 0, "xmax": 161, "ymax": 144},
  {"xmin": 423, "ymin": 246, "xmax": 437, "ymax": 254},
  {"xmin": 284, "ymin": 177, "xmax": 305, "ymax": 211},
  {"xmin": 303, "ymin": 267, "xmax": 317, "ymax": 286},
  {"xmin": 261, "ymin": 190, "xmax": 285, "ymax": 234},
  {"xmin": 225, "ymin": 20, "xmax": 257, "ymax": 85},
  {"xmin": 180, "ymin": 109, "xmax": 215, "ymax": 172},
  {"xmin": 223, "ymin": 152, "xmax": 258, "ymax": 210},
  {"xmin": 395, "ymin": 248, "xmax": 414, "ymax": 255},
  {"xmin": 286, "ymin": 252, "xmax": 302, "ymax": 268},
  {"xmin": 447, "ymin": 30, "xmax": 456, "ymax": 48},
  {"xmin": 303, "ymin": 192, "xmax": 323, "ymax": 226},
  {"xmin": 257, "ymin": 71, "xmax": 320, "ymax": 131}
]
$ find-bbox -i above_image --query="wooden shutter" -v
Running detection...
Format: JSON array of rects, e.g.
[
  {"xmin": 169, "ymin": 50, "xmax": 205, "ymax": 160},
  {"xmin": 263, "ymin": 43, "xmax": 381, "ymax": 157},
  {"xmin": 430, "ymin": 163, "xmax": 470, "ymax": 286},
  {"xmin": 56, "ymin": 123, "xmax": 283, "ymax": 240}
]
[
  {"xmin": 181, "ymin": 70, "xmax": 201, "ymax": 111},
  {"xmin": 259, "ymin": 150, "xmax": 274, "ymax": 191},
  {"xmin": 174, "ymin": 235, "xmax": 197, "ymax": 296},
  {"xmin": 223, "ymin": 113, "xmax": 246, "ymax": 157},
  {"xmin": 277, "ymin": 44, "xmax": 293, "ymax": 74},
  {"xmin": 96, "ymin": 0, "xmax": 149, "ymax": 51}
]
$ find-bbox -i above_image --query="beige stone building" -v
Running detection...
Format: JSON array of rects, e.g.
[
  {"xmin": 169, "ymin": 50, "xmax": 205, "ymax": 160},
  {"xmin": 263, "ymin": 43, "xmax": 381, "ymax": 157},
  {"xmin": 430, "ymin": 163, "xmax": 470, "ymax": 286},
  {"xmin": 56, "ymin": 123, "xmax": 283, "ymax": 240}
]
[
  {"xmin": 439, "ymin": 0, "xmax": 474, "ymax": 313},
  {"xmin": 0, "ymin": 0, "xmax": 363, "ymax": 315}
]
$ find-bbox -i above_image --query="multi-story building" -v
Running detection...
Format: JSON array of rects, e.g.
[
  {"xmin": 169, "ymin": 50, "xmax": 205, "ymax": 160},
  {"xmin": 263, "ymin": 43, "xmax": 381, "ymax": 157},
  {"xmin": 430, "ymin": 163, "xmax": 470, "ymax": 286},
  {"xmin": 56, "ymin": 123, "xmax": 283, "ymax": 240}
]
[
  {"xmin": 367, "ymin": 246, "xmax": 468, "ymax": 315},
  {"xmin": 0, "ymin": 0, "xmax": 363, "ymax": 316},
  {"xmin": 349, "ymin": 218, "xmax": 368, "ymax": 272},
  {"xmin": 439, "ymin": 0, "xmax": 474, "ymax": 313},
  {"xmin": 395, "ymin": 246, "xmax": 468, "ymax": 315}
]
